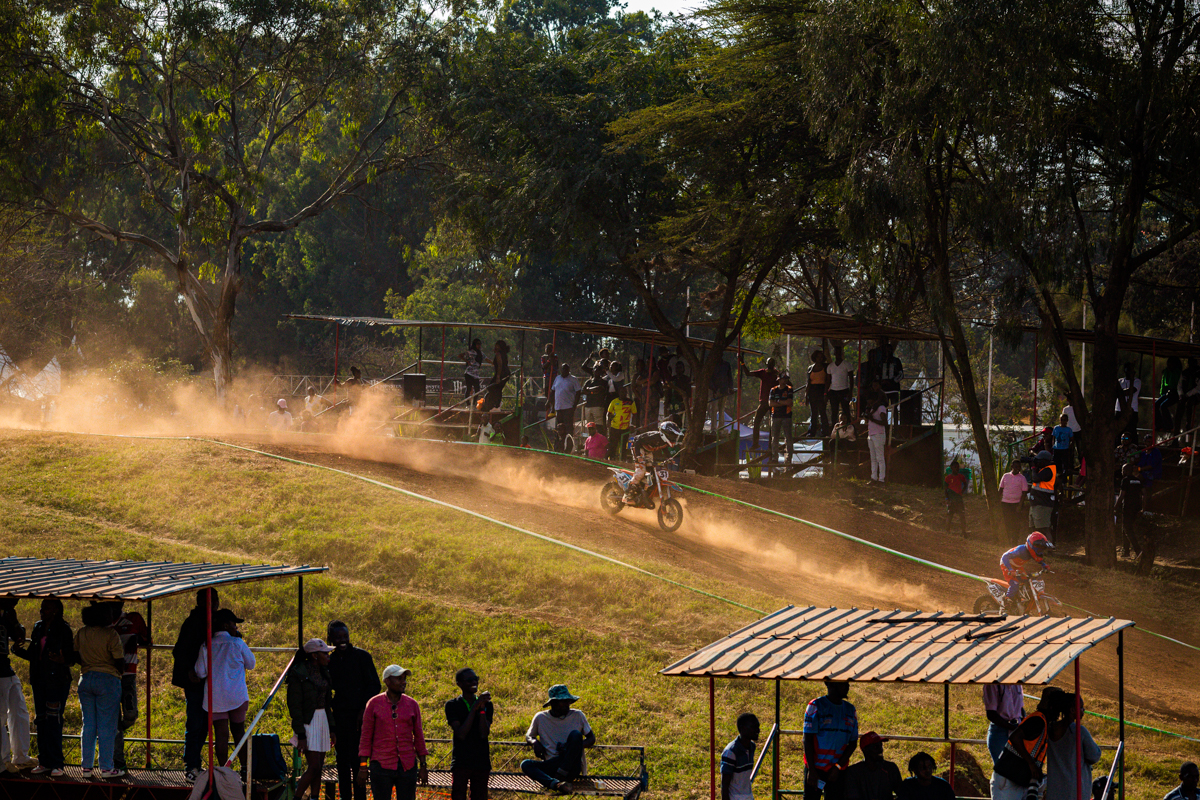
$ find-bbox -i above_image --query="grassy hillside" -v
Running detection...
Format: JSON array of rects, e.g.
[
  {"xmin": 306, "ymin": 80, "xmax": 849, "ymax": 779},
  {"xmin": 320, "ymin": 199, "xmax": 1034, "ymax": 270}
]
[{"xmin": 0, "ymin": 430, "xmax": 1192, "ymax": 799}]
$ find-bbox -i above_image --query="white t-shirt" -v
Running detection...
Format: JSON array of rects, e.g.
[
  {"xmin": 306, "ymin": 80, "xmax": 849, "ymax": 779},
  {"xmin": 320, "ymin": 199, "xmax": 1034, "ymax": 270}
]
[
  {"xmin": 867, "ymin": 404, "xmax": 887, "ymax": 436},
  {"xmin": 1116, "ymin": 378, "xmax": 1141, "ymax": 412},
  {"xmin": 526, "ymin": 708, "xmax": 592, "ymax": 769},
  {"xmin": 551, "ymin": 375, "xmax": 582, "ymax": 411},
  {"xmin": 267, "ymin": 410, "xmax": 293, "ymax": 430},
  {"xmin": 826, "ymin": 360, "xmax": 855, "ymax": 392},
  {"xmin": 195, "ymin": 632, "xmax": 256, "ymax": 712}
]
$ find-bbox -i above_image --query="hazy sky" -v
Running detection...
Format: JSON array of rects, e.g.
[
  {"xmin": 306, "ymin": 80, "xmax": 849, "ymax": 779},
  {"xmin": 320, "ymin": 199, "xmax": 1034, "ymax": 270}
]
[{"xmin": 621, "ymin": 0, "xmax": 705, "ymax": 18}]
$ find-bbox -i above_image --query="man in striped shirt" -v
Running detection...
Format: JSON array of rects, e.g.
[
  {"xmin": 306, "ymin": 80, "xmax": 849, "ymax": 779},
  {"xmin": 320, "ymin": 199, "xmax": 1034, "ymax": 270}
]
[
  {"xmin": 1164, "ymin": 762, "xmax": 1199, "ymax": 800},
  {"xmin": 721, "ymin": 713, "xmax": 760, "ymax": 800},
  {"xmin": 804, "ymin": 681, "xmax": 858, "ymax": 800}
]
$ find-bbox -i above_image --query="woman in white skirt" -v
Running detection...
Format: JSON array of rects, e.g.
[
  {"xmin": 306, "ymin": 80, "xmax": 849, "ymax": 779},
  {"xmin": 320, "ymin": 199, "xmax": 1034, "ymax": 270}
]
[{"xmin": 288, "ymin": 639, "xmax": 336, "ymax": 800}]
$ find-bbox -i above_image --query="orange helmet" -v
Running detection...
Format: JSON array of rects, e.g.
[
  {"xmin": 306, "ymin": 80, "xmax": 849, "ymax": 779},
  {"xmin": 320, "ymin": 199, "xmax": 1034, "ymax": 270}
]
[{"xmin": 1026, "ymin": 532, "xmax": 1054, "ymax": 556}]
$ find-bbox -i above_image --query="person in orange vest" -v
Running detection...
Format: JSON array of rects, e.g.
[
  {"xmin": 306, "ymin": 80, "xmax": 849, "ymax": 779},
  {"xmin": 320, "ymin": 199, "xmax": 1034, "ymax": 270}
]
[
  {"xmin": 989, "ymin": 687, "xmax": 1073, "ymax": 800},
  {"xmin": 1026, "ymin": 451, "xmax": 1056, "ymax": 538}
]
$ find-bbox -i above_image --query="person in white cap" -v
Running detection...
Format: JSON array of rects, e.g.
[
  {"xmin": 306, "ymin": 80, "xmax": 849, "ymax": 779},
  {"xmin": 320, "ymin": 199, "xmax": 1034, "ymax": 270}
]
[
  {"xmin": 289, "ymin": 638, "xmax": 336, "ymax": 800},
  {"xmin": 521, "ymin": 684, "xmax": 595, "ymax": 793},
  {"xmin": 267, "ymin": 399, "xmax": 293, "ymax": 431},
  {"xmin": 357, "ymin": 665, "xmax": 428, "ymax": 800}
]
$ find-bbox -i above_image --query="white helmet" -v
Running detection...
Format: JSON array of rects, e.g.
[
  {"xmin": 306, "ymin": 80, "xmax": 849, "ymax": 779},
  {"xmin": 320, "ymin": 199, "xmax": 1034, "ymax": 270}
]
[{"xmin": 658, "ymin": 421, "xmax": 682, "ymax": 444}]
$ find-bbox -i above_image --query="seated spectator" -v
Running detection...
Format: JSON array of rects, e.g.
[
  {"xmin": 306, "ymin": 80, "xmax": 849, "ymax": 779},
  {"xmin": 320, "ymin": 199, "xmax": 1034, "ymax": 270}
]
[
  {"xmin": 267, "ymin": 399, "xmax": 293, "ymax": 431},
  {"xmin": 944, "ymin": 459, "xmax": 968, "ymax": 536},
  {"xmin": 721, "ymin": 713, "xmax": 760, "ymax": 800},
  {"xmin": 195, "ymin": 609, "xmax": 255, "ymax": 772},
  {"xmin": 897, "ymin": 753, "xmax": 954, "ymax": 800},
  {"xmin": 830, "ymin": 413, "xmax": 857, "ymax": 442},
  {"xmin": 445, "ymin": 668, "xmax": 493, "ymax": 800},
  {"xmin": 13, "ymin": 599, "xmax": 72, "ymax": 776},
  {"xmin": 521, "ymin": 685, "xmax": 595, "ymax": 793},
  {"xmin": 842, "ymin": 732, "xmax": 901, "ymax": 800},
  {"xmin": 584, "ymin": 422, "xmax": 608, "ymax": 460},
  {"xmin": 358, "ymin": 665, "xmax": 428, "ymax": 800},
  {"xmin": 1164, "ymin": 762, "xmax": 1199, "ymax": 800},
  {"xmin": 304, "ymin": 387, "xmax": 325, "ymax": 415}
]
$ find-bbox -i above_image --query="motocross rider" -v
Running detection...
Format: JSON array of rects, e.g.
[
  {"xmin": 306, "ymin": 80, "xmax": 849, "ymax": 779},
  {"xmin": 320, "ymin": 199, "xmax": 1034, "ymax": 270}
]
[
  {"xmin": 999, "ymin": 532, "xmax": 1054, "ymax": 613},
  {"xmin": 624, "ymin": 421, "xmax": 682, "ymax": 506}
]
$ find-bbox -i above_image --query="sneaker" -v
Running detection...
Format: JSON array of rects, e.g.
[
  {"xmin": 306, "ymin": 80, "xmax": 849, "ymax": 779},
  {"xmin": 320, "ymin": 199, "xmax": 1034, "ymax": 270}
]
[
  {"xmin": 81, "ymin": 767, "xmax": 93, "ymax": 777},
  {"xmin": 185, "ymin": 769, "xmax": 199, "ymax": 784},
  {"xmin": 50, "ymin": 769, "xmax": 64, "ymax": 777},
  {"xmin": 552, "ymin": 780, "xmax": 573, "ymax": 794},
  {"xmin": 99, "ymin": 769, "xmax": 126, "ymax": 779},
  {"xmin": 31, "ymin": 765, "xmax": 51, "ymax": 775},
  {"xmin": 2, "ymin": 763, "xmax": 17, "ymax": 774}
]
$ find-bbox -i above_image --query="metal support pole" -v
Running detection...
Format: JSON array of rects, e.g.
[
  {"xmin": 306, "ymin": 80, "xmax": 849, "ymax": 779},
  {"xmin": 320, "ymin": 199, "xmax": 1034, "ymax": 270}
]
[
  {"xmin": 646, "ymin": 344, "xmax": 655, "ymax": 429},
  {"xmin": 737, "ymin": 335, "xmax": 743, "ymax": 455},
  {"xmin": 1075, "ymin": 657, "xmax": 1083, "ymax": 800},
  {"xmin": 1034, "ymin": 330, "xmax": 1039, "ymax": 432},
  {"xmin": 945, "ymin": 683, "xmax": 953, "ymax": 792},
  {"xmin": 145, "ymin": 600, "xmax": 153, "ymax": 769},
  {"xmin": 297, "ymin": 576, "xmax": 304, "ymax": 649},
  {"xmin": 773, "ymin": 679, "xmax": 781, "ymax": 800},
  {"xmin": 1118, "ymin": 631, "xmax": 1125, "ymax": 800},
  {"xmin": 709, "ymin": 677, "xmax": 716, "ymax": 800},
  {"xmin": 334, "ymin": 323, "xmax": 340, "ymax": 381},
  {"xmin": 1152, "ymin": 340, "xmax": 1157, "ymax": 443},
  {"xmin": 439, "ymin": 326, "xmax": 446, "ymax": 412}
]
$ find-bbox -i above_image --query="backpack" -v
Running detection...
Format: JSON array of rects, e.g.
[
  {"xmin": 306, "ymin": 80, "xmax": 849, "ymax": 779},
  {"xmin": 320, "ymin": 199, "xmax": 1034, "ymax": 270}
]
[{"xmin": 251, "ymin": 734, "xmax": 289, "ymax": 782}]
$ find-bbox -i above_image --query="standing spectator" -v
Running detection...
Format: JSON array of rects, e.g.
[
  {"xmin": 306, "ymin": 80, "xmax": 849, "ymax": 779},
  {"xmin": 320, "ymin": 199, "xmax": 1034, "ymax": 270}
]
[
  {"xmin": 1030, "ymin": 427, "xmax": 1054, "ymax": 457},
  {"xmin": 709, "ymin": 356, "xmax": 735, "ymax": 434},
  {"xmin": 998, "ymin": 463, "xmax": 1029, "ymax": 545},
  {"xmin": 172, "ymin": 589, "xmax": 220, "ymax": 782},
  {"xmin": 1181, "ymin": 358, "xmax": 1200, "ymax": 433},
  {"xmin": 842, "ymin": 732, "xmax": 902, "ymax": 800},
  {"xmin": 1052, "ymin": 414, "xmax": 1075, "ymax": 483},
  {"xmin": 13, "ymin": 599, "xmax": 72, "ymax": 776},
  {"xmin": 606, "ymin": 360, "xmax": 625, "ymax": 403},
  {"xmin": 195, "ymin": 609, "xmax": 256, "ymax": 772},
  {"xmin": 482, "ymin": 340, "xmax": 511, "ymax": 413},
  {"xmin": 328, "ymin": 621, "xmax": 380, "ymax": 800},
  {"xmin": 289, "ymin": 638, "xmax": 337, "ymax": 800},
  {"xmin": 541, "ymin": 344, "xmax": 559, "ymax": 403},
  {"xmin": 521, "ymin": 685, "xmax": 595, "ymax": 793},
  {"xmin": 983, "ymin": 683, "xmax": 1024, "ymax": 764},
  {"xmin": 670, "ymin": 361, "xmax": 693, "ymax": 426},
  {"xmin": 1045, "ymin": 694, "xmax": 1100, "ymax": 800},
  {"xmin": 551, "ymin": 364, "xmax": 582, "ymax": 453},
  {"xmin": 1116, "ymin": 363, "xmax": 1141, "ymax": 438},
  {"xmin": 582, "ymin": 367, "xmax": 611, "ymax": 436},
  {"xmin": 739, "ymin": 356, "xmax": 779, "ymax": 453},
  {"xmin": 944, "ymin": 459, "xmax": 968, "ymax": 535},
  {"xmin": 445, "ymin": 668, "xmax": 493, "ymax": 800},
  {"xmin": 74, "ymin": 602, "xmax": 124, "ymax": 778},
  {"xmin": 344, "ymin": 367, "xmax": 366, "ymax": 413},
  {"xmin": 878, "ymin": 344, "xmax": 904, "ymax": 408},
  {"xmin": 606, "ymin": 388, "xmax": 638, "ymax": 460},
  {"xmin": 721, "ymin": 713, "xmax": 760, "ymax": 800},
  {"xmin": 1027, "ymin": 451, "xmax": 1056, "ymax": 538},
  {"xmin": 805, "ymin": 351, "xmax": 829, "ymax": 438},
  {"xmin": 989, "ymin": 687, "xmax": 1072, "ymax": 800},
  {"xmin": 826, "ymin": 346, "xmax": 855, "ymax": 426},
  {"xmin": 110, "ymin": 601, "xmax": 149, "ymax": 772},
  {"xmin": 0, "ymin": 599, "xmax": 31, "ymax": 773},
  {"xmin": 1137, "ymin": 434, "xmax": 1164, "ymax": 489},
  {"xmin": 1156, "ymin": 356, "xmax": 1184, "ymax": 433},
  {"xmin": 305, "ymin": 387, "xmax": 326, "ymax": 415},
  {"xmin": 897, "ymin": 753, "xmax": 955, "ymax": 800},
  {"xmin": 267, "ymin": 399, "xmax": 293, "ymax": 431},
  {"xmin": 1116, "ymin": 463, "xmax": 1145, "ymax": 557},
  {"xmin": 1164, "ymin": 763, "xmax": 1200, "ymax": 800},
  {"xmin": 357, "ymin": 665, "xmax": 428, "ymax": 800},
  {"xmin": 866, "ymin": 390, "xmax": 888, "ymax": 484},
  {"xmin": 803, "ymin": 680, "xmax": 858, "ymax": 800},
  {"xmin": 584, "ymin": 422, "xmax": 609, "ymax": 460},
  {"xmin": 769, "ymin": 374, "xmax": 795, "ymax": 464},
  {"xmin": 459, "ymin": 339, "xmax": 485, "ymax": 401}
]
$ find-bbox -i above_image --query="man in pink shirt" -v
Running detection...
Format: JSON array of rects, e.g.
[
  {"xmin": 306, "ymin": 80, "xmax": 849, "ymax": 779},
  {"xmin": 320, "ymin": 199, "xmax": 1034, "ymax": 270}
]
[{"xmin": 357, "ymin": 665, "xmax": 428, "ymax": 800}]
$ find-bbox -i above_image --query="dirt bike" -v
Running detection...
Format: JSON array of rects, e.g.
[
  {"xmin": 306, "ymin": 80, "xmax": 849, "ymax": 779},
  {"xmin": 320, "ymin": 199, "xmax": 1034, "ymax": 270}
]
[
  {"xmin": 972, "ymin": 569, "xmax": 1066, "ymax": 617},
  {"xmin": 599, "ymin": 463, "xmax": 685, "ymax": 532}
]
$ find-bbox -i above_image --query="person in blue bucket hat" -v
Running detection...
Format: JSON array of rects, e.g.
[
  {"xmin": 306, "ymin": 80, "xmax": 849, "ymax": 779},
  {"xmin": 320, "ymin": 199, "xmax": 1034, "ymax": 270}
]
[{"xmin": 521, "ymin": 685, "xmax": 596, "ymax": 793}]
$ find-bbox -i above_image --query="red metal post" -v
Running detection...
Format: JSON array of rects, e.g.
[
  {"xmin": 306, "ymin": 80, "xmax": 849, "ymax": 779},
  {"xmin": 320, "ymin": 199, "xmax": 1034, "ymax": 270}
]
[
  {"xmin": 709, "ymin": 677, "xmax": 716, "ymax": 800},
  {"xmin": 1152, "ymin": 340, "xmax": 1157, "ymax": 443},
  {"xmin": 645, "ymin": 343, "xmax": 655, "ymax": 429},
  {"xmin": 439, "ymin": 326, "xmax": 446, "ymax": 412},
  {"xmin": 1075, "ymin": 658, "xmax": 1083, "ymax": 800},
  {"xmin": 145, "ymin": 600, "xmax": 153, "ymax": 769},
  {"xmin": 736, "ymin": 335, "xmax": 743, "ymax": 444}
]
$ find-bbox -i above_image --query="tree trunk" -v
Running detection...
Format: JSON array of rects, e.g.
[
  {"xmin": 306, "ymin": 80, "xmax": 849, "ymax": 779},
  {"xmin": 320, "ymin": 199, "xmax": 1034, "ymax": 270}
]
[{"xmin": 1080, "ymin": 309, "xmax": 1123, "ymax": 567}]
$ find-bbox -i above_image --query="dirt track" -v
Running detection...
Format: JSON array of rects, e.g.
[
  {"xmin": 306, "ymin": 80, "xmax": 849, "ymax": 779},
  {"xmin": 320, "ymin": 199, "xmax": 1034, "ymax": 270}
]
[{"xmin": 234, "ymin": 433, "xmax": 1198, "ymax": 728}]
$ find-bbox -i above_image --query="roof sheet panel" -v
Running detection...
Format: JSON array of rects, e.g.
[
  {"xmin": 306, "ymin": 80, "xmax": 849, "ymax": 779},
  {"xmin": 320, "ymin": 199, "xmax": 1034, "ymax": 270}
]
[
  {"xmin": 661, "ymin": 606, "xmax": 1134, "ymax": 685},
  {"xmin": 0, "ymin": 557, "xmax": 328, "ymax": 601}
]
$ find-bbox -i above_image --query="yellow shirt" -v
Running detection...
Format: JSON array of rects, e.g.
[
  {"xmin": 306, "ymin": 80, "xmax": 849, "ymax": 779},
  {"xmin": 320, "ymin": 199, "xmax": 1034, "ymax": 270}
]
[
  {"xmin": 74, "ymin": 625, "xmax": 123, "ymax": 677},
  {"xmin": 606, "ymin": 398, "xmax": 638, "ymax": 430}
]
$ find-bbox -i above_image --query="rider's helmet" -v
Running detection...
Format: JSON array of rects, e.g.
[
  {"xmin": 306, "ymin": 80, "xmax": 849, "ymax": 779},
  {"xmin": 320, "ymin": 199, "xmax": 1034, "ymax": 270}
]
[
  {"xmin": 658, "ymin": 421, "xmax": 682, "ymax": 445},
  {"xmin": 1026, "ymin": 531, "xmax": 1054, "ymax": 557}
]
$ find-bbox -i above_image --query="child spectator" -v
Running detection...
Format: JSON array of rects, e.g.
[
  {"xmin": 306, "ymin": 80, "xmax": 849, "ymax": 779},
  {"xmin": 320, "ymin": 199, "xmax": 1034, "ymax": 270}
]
[
  {"xmin": 998, "ymin": 462, "xmax": 1029, "ymax": 545},
  {"xmin": 606, "ymin": 388, "xmax": 638, "ymax": 460},
  {"xmin": 866, "ymin": 390, "xmax": 888, "ymax": 484},
  {"xmin": 830, "ymin": 413, "xmax": 857, "ymax": 441},
  {"xmin": 584, "ymin": 423, "xmax": 609, "ymax": 460},
  {"xmin": 1051, "ymin": 414, "xmax": 1074, "ymax": 481},
  {"xmin": 541, "ymin": 344, "xmax": 558, "ymax": 402},
  {"xmin": 944, "ymin": 459, "xmax": 968, "ymax": 535},
  {"xmin": 721, "ymin": 713, "xmax": 760, "ymax": 800},
  {"xmin": 582, "ymin": 367, "xmax": 610, "ymax": 435},
  {"xmin": 897, "ymin": 752, "xmax": 954, "ymax": 800},
  {"xmin": 769, "ymin": 374, "xmax": 794, "ymax": 463},
  {"xmin": 459, "ymin": 339, "xmax": 485, "ymax": 400}
]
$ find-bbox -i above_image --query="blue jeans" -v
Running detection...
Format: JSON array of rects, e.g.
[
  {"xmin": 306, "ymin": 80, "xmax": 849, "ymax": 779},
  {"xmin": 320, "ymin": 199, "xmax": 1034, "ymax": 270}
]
[
  {"xmin": 369, "ymin": 762, "xmax": 418, "ymax": 800},
  {"xmin": 78, "ymin": 671, "xmax": 121, "ymax": 771},
  {"xmin": 522, "ymin": 729, "xmax": 584, "ymax": 789},
  {"xmin": 987, "ymin": 722, "xmax": 1010, "ymax": 764}
]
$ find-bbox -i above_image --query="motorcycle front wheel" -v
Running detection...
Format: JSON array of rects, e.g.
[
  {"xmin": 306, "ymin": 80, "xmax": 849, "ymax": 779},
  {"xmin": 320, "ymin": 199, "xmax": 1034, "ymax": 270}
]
[
  {"xmin": 1041, "ymin": 603, "xmax": 1068, "ymax": 618},
  {"xmin": 600, "ymin": 481, "xmax": 625, "ymax": 515},
  {"xmin": 973, "ymin": 594, "xmax": 1005, "ymax": 615},
  {"xmin": 658, "ymin": 498, "xmax": 684, "ymax": 532}
]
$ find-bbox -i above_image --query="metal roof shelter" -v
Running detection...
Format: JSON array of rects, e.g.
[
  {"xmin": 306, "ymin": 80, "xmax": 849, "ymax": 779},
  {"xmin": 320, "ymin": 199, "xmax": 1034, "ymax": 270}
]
[
  {"xmin": 690, "ymin": 309, "xmax": 940, "ymax": 343},
  {"xmin": 665, "ymin": 606, "xmax": 1132, "ymax": 800},
  {"xmin": 490, "ymin": 318, "xmax": 766, "ymax": 352},
  {"xmin": 284, "ymin": 314, "xmax": 544, "ymax": 332},
  {"xmin": 996, "ymin": 323, "xmax": 1200, "ymax": 360}
]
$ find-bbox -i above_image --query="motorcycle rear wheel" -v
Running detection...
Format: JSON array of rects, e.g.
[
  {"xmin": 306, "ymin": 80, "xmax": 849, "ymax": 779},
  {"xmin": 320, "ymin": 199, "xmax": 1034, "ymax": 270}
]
[
  {"xmin": 600, "ymin": 481, "xmax": 625, "ymax": 515},
  {"xmin": 973, "ymin": 594, "xmax": 1005, "ymax": 615},
  {"xmin": 658, "ymin": 498, "xmax": 684, "ymax": 532}
]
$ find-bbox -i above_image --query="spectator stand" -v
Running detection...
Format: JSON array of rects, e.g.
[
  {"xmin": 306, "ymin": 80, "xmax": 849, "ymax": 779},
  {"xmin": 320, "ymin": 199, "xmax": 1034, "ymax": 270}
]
[
  {"xmin": 491, "ymin": 318, "xmax": 765, "ymax": 464},
  {"xmin": 285, "ymin": 315, "xmax": 547, "ymax": 444},
  {"xmin": 661, "ymin": 605, "xmax": 1133, "ymax": 800},
  {"xmin": 0, "ymin": 556, "xmax": 327, "ymax": 800}
]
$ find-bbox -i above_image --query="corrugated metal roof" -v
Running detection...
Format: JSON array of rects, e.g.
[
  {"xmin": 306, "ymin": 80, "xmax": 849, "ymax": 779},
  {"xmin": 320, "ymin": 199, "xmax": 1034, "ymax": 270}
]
[
  {"xmin": 980, "ymin": 322, "xmax": 1200, "ymax": 359},
  {"xmin": 772, "ymin": 310, "xmax": 940, "ymax": 342},
  {"xmin": 661, "ymin": 606, "xmax": 1135, "ymax": 685},
  {"xmin": 491, "ymin": 319, "xmax": 765, "ymax": 353},
  {"xmin": 0, "ymin": 557, "xmax": 328, "ymax": 602},
  {"xmin": 285, "ymin": 314, "xmax": 545, "ymax": 332}
]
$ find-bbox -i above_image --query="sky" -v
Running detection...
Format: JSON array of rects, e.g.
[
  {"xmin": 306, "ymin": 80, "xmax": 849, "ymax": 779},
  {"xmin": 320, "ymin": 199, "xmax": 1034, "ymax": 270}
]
[{"xmin": 620, "ymin": 0, "xmax": 705, "ymax": 17}]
